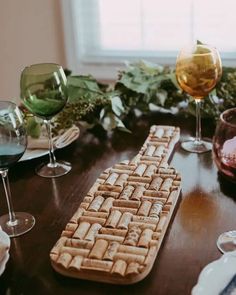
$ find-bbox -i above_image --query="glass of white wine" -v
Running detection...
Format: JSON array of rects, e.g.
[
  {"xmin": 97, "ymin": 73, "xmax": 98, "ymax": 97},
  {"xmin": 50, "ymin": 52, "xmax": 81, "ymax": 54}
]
[
  {"xmin": 20, "ymin": 63, "xmax": 71, "ymax": 178},
  {"xmin": 176, "ymin": 44, "xmax": 222, "ymax": 153}
]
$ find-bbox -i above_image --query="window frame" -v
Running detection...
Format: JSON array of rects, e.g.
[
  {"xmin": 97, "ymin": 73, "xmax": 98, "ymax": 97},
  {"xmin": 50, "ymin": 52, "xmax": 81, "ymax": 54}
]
[{"xmin": 60, "ymin": 0, "xmax": 236, "ymax": 80}]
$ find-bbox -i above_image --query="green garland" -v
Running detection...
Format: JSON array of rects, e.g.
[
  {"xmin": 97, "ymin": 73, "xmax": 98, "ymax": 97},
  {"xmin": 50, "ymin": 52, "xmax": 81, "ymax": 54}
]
[{"xmin": 24, "ymin": 60, "xmax": 236, "ymax": 138}]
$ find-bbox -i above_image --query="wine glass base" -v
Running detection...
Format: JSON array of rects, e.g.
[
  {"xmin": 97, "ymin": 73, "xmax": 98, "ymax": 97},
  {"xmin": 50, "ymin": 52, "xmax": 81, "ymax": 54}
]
[
  {"xmin": 0, "ymin": 212, "xmax": 35, "ymax": 238},
  {"xmin": 217, "ymin": 230, "xmax": 236, "ymax": 253},
  {"xmin": 181, "ymin": 139, "xmax": 212, "ymax": 153},
  {"xmin": 35, "ymin": 161, "xmax": 71, "ymax": 178}
]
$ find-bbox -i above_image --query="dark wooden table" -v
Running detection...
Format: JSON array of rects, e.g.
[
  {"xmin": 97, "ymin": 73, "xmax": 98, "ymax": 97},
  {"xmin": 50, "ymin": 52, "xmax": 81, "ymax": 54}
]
[{"xmin": 0, "ymin": 112, "xmax": 235, "ymax": 295}]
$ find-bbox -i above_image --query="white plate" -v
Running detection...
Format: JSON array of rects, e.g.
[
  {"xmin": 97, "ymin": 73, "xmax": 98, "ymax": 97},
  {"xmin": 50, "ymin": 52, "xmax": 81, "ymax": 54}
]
[
  {"xmin": 19, "ymin": 126, "xmax": 80, "ymax": 162},
  {"xmin": 20, "ymin": 149, "xmax": 49, "ymax": 162},
  {"xmin": 192, "ymin": 251, "xmax": 236, "ymax": 295},
  {"xmin": 0, "ymin": 252, "xmax": 9, "ymax": 276},
  {"xmin": 0, "ymin": 230, "xmax": 10, "ymax": 277}
]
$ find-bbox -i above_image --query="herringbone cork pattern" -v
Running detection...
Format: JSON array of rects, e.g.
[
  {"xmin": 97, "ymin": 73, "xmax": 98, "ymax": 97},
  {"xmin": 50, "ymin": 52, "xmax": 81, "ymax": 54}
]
[{"xmin": 50, "ymin": 125, "xmax": 181, "ymax": 284}]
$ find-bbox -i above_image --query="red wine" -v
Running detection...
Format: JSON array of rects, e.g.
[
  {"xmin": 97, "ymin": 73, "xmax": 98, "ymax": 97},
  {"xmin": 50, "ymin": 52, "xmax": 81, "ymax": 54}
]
[
  {"xmin": 213, "ymin": 145, "xmax": 236, "ymax": 181},
  {"xmin": 0, "ymin": 144, "xmax": 26, "ymax": 168}
]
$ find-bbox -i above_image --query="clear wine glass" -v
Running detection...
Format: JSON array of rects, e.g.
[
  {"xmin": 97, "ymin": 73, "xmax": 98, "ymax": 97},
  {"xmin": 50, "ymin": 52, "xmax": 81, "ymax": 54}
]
[
  {"xmin": 213, "ymin": 107, "xmax": 236, "ymax": 253},
  {"xmin": 176, "ymin": 44, "xmax": 222, "ymax": 153},
  {"xmin": 20, "ymin": 63, "xmax": 71, "ymax": 178},
  {"xmin": 0, "ymin": 101, "xmax": 35, "ymax": 237}
]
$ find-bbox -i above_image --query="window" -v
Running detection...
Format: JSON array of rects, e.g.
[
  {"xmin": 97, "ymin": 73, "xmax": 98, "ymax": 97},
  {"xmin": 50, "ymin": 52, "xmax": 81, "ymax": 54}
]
[{"xmin": 61, "ymin": 0, "xmax": 236, "ymax": 79}]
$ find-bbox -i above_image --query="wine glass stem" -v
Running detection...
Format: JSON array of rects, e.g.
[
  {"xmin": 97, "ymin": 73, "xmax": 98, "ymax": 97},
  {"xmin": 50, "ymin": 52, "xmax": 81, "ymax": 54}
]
[
  {"xmin": 0, "ymin": 169, "xmax": 17, "ymax": 226},
  {"xmin": 44, "ymin": 120, "xmax": 57, "ymax": 167},
  {"xmin": 195, "ymin": 98, "xmax": 202, "ymax": 143}
]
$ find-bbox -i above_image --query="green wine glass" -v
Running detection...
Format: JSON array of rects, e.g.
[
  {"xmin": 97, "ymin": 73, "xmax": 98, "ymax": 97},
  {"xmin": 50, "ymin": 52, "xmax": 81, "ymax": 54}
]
[
  {"xmin": 20, "ymin": 63, "xmax": 71, "ymax": 178},
  {"xmin": 0, "ymin": 101, "xmax": 35, "ymax": 237}
]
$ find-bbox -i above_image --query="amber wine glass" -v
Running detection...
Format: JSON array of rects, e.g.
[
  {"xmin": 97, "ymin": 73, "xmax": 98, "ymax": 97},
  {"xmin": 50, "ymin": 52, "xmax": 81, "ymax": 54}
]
[{"xmin": 176, "ymin": 44, "xmax": 222, "ymax": 153}]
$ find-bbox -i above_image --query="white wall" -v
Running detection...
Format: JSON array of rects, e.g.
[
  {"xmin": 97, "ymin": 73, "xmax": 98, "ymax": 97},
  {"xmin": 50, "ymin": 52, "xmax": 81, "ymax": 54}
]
[{"xmin": 0, "ymin": 0, "xmax": 66, "ymax": 103}]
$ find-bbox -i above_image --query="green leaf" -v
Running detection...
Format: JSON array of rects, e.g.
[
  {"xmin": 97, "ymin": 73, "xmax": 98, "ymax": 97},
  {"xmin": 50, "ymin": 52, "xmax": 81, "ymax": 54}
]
[
  {"xmin": 111, "ymin": 96, "xmax": 125, "ymax": 116},
  {"xmin": 26, "ymin": 117, "xmax": 41, "ymax": 138}
]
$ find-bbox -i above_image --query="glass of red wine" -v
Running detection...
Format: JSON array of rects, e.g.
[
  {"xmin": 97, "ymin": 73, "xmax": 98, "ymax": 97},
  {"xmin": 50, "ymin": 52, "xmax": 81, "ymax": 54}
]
[
  {"xmin": 213, "ymin": 107, "xmax": 236, "ymax": 252},
  {"xmin": 0, "ymin": 101, "xmax": 35, "ymax": 237}
]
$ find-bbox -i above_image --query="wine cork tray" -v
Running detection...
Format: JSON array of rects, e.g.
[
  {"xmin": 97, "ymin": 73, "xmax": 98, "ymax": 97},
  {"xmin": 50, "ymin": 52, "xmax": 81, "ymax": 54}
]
[{"xmin": 50, "ymin": 125, "xmax": 181, "ymax": 284}]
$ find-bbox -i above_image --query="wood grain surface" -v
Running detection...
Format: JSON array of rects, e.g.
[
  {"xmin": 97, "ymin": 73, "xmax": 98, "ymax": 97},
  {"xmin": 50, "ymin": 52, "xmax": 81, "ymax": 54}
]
[{"xmin": 0, "ymin": 112, "xmax": 235, "ymax": 295}]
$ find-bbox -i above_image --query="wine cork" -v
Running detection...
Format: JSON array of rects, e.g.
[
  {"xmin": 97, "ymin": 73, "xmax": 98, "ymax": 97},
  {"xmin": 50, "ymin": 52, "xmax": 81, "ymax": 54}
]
[
  {"xmin": 70, "ymin": 208, "xmax": 85, "ymax": 224},
  {"xmin": 57, "ymin": 252, "xmax": 72, "ymax": 269},
  {"xmin": 163, "ymin": 129, "xmax": 173, "ymax": 138},
  {"xmin": 154, "ymin": 128, "xmax": 164, "ymax": 138},
  {"xmin": 83, "ymin": 211, "xmax": 108, "ymax": 219},
  {"xmin": 123, "ymin": 226, "xmax": 141, "ymax": 246},
  {"xmin": 94, "ymin": 191, "xmax": 120, "ymax": 199},
  {"xmin": 111, "ymin": 259, "xmax": 127, "ymax": 276},
  {"xmin": 95, "ymin": 234, "xmax": 124, "ymax": 243},
  {"xmin": 98, "ymin": 184, "xmax": 122, "ymax": 192},
  {"xmin": 132, "ymin": 215, "xmax": 159, "ymax": 225},
  {"xmin": 82, "ymin": 258, "xmax": 112, "ymax": 272},
  {"xmin": 119, "ymin": 185, "xmax": 135, "ymax": 200},
  {"xmin": 89, "ymin": 239, "xmax": 108, "ymax": 259},
  {"xmin": 130, "ymin": 154, "xmax": 142, "ymax": 166},
  {"xmin": 79, "ymin": 216, "xmax": 106, "ymax": 226},
  {"xmin": 113, "ymin": 199, "xmax": 140, "ymax": 209},
  {"xmin": 156, "ymin": 214, "xmax": 168, "ymax": 232},
  {"xmin": 100, "ymin": 197, "xmax": 114, "ymax": 213},
  {"xmin": 51, "ymin": 237, "xmax": 67, "ymax": 255},
  {"xmin": 126, "ymin": 262, "xmax": 140, "ymax": 275},
  {"xmin": 65, "ymin": 239, "xmax": 93, "ymax": 249},
  {"xmin": 112, "ymin": 206, "xmax": 138, "ymax": 215},
  {"xmin": 114, "ymin": 164, "xmax": 134, "ymax": 171},
  {"xmin": 114, "ymin": 174, "xmax": 129, "ymax": 187},
  {"xmin": 160, "ymin": 177, "xmax": 173, "ymax": 192},
  {"xmin": 100, "ymin": 228, "xmax": 127, "ymax": 237},
  {"xmin": 149, "ymin": 202, "xmax": 163, "ymax": 218},
  {"xmin": 137, "ymin": 228, "xmax": 153, "ymax": 248},
  {"xmin": 128, "ymin": 176, "xmax": 150, "ymax": 184},
  {"xmin": 117, "ymin": 212, "xmax": 133, "ymax": 229},
  {"xmin": 80, "ymin": 202, "xmax": 89, "ymax": 210},
  {"xmin": 84, "ymin": 223, "xmax": 102, "ymax": 242},
  {"xmin": 84, "ymin": 196, "xmax": 93, "ymax": 203},
  {"xmin": 137, "ymin": 200, "xmax": 152, "ymax": 216},
  {"xmin": 68, "ymin": 255, "xmax": 83, "ymax": 271},
  {"xmin": 167, "ymin": 189, "xmax": 179, "ymax": 205},
  {"xmin": 61, "ymin": 230, "xmax": 73, "ymax": 238},
  {"xmin": 103, "ymin": 241, "xmax": 120, "ymax": 261},
  {"xmin": 144, "ymin": 246, "xmax": 157, "ymax": 266},
  {"xmin": 131, "ymin": 185, "xmax": 145, "ymax": 201},
  {"xmin": 149, "ymin": 177, "xmax": 163, "ymax": 190},
  {"xmin": 110, "ymin": 168, "xmax": 133, "ymax": 175},
  {"xmin": 61, "ymin": 246, "xmax": 90, "ymax": 257},
  {"xmin": 153, "ymin": 145, "xmax": 165, "ymax": 157},
  {"xmin": 65, "ymin": 223, "xmax": 79, "ymax": 233},
  {"xmin": 144, "ymin": 191, "xmax": 168, "ymax": 199},
  {"xmin": 158, "ymin": 168, "xmax": 175, "ymax": 174},
  {"xmin": 105, "ymin": 173, "xmax": 119, "ymax": 185},
  {"xmin": 145, "ymin": 145, "xmax": 156, "ymax": 156},
  {"xmin": 129, "ymin": 222, "xmax": 156, "ymax": 231},
  {"xmin": 143, "ymin": 164, "xmax": 157, "ymax": 178},
  {"xmin": 114, "ymin": 253, "xmax": 145, "ymax": 264},
  {"xmin": 88, "ymin": 195, "xmax": 104, "ymax": 212},
  {"xmin": 133, "ymin": 164, "xmax": 147, "ymax": 177},
  {"xmin": 87, "ymin": 182, "xmax": 100, "ymax": 197},
  {"xmin": 118, "ymin": 245, "xmax": 148, "ymax": 256},
  {"xmin": 105, "ymin": 210, "xmax": 122, "ymax": 228},
  {"xmin": 73, "ymin": 222, "xmax": 95, "ymax": 240}
]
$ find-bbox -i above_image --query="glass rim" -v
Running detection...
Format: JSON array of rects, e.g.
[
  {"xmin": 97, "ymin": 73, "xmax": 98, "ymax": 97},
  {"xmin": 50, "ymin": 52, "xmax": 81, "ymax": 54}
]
[
  {"xmin": 178, "ymin": 44, "xmax": 219, "ymax": 57},
  {"xmin": 21, "ymin": 63, "xmax": 62, "ymax": 76},
  {"xmin": 220, "ymin": 107, "xmax": 236, "ymax": 128}
]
